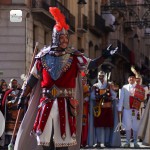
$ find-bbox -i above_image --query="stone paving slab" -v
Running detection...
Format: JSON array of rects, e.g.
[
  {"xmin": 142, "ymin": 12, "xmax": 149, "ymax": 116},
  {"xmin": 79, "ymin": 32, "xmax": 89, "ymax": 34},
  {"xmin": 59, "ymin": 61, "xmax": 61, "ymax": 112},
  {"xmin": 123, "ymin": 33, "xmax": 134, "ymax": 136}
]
[{"xmin": 80, "ymin": 136, "xmax": 150, "ymax": 150}]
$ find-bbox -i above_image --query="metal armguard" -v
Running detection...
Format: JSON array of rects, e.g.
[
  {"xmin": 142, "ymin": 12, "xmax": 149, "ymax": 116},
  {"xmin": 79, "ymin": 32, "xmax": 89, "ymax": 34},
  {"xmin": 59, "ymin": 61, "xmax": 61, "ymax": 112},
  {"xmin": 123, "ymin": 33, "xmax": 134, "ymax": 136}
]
[
  {"xmin": 21, "ymin": 74, "xmax": 38, "ymax": 97},
  {"xmin": 88, "ymin": 56, "xmax": 105, "ymax": 70}
]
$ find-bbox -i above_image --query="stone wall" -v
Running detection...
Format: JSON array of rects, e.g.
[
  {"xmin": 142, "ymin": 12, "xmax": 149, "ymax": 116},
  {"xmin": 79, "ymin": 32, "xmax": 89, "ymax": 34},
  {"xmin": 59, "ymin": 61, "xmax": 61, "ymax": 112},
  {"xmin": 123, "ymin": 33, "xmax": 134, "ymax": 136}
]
[{"xmin": 0, "ymin": 6, "xmax": 26, "ymax": 84}]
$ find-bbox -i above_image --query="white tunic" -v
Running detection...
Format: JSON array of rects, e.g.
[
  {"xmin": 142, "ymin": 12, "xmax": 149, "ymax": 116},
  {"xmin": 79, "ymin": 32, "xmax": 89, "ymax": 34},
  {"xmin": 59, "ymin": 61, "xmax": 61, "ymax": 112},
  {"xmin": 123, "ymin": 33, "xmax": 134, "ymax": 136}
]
[{"xmin": 118, "ymin": 84, "xmax": 140, "ymax": 131}]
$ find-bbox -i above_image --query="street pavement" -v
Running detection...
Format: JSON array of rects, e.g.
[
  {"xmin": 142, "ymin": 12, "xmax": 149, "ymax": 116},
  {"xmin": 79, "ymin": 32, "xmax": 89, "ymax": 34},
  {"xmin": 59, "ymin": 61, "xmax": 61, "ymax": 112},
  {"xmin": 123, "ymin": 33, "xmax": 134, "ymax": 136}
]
[
  {"xmin": 0, "ymin": 136, "xmax": 150, "ymax": 150},
  {"xmin": 80, "ymin": 135, "xmax": 150, "ymax": 150}
]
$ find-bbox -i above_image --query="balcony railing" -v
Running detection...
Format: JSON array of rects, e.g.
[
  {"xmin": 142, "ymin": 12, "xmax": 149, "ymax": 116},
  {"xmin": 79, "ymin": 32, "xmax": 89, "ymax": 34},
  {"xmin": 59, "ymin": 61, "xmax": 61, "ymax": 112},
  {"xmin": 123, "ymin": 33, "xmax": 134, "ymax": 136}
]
[
  {"xmin": 32, "ymin": 0, "xmax": 75, "ymax": 33},
  {"xmin": 117, "ymin": 40, "xmax": 131, "ymax": 62},
  {"xmin": 89, "ymin": 12, "xmax": 105, "ymax": 36}
]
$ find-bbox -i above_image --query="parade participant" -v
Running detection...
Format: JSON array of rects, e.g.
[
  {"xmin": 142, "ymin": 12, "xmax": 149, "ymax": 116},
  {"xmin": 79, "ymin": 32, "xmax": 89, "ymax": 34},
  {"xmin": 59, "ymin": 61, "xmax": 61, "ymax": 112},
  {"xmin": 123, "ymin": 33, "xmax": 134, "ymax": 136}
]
[
  {"xmin": 138, "ymin": 96, "xmax": 150, "ymax": 146},
  {"xmin": 118, "ymin": 73, "xmax": 145, "ymax": 148},
  {"xmin": 135, "ymin": 77, "xmax": 147, "ymax": 116},
  {"xmin": 131, "ymin": 66, "xmax": 148, "ymax": 116},
  {"xmin": 1, "ymin": 78, "xmax": 23, "ymax": 146},
  {"xmin": 109, "ymin": 82, "xmax": 121, "ymax": 147},
  {"xmin": 80, "ymin": 72, "xmax": 90, "ymax": 148},
  {"xmin": 131, "ymin": 66, "xmax": 150, "ymax": 145},
  {"xmin": 88, "ymin": 81, "xmax": 96, "ymax": 147},
  {"xmin": 91, "ymin": 71, "xmax": 114, "ymax": 148},
  {"xmin": 14, "ymin": 7, "xmax": 118, "ymax": 150}
]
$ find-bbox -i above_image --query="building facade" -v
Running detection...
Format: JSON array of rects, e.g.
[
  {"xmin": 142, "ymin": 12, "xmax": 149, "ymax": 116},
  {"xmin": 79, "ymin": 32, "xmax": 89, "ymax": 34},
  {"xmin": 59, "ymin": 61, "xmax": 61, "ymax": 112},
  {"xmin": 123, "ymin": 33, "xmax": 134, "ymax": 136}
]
[{"xmin": 0, "ymin": 0, "xmax": 149, "ymax": 86}]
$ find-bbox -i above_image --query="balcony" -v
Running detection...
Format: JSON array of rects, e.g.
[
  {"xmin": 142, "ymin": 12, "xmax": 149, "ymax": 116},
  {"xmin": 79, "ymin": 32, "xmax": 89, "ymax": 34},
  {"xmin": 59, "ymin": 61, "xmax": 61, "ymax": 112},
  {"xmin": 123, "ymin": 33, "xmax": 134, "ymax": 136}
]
[
  {"xmin": 124, "ymin": 22, "xmax": 134, "ymax": 32},
  {"xmin": 77, "ymin": 14, "xmax": 88, "ymax": 33},
  {"xmin": 101, "ymin": 1, "xmax": 127, "ymax": 12},
  {"xmin": 32, "ymin": 0, "xmax": 75, "ymax": 33},
  {"xmin": 116, "ymin": 40, "xmax": 131, "ymax": 63},
  {"xmin": 89, "ymin": 12, "xmax": 105, "ymax": 37}
]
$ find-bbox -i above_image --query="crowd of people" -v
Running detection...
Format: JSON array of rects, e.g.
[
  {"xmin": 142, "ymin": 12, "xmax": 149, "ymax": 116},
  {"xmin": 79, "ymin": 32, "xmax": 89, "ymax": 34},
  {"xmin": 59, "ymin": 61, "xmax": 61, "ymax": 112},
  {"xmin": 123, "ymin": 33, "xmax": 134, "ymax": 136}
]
[
  {"xmin": 0, "ymin": 69, "xmax": 149, "ymax": 149},
  {"xmin": 0, "ymin": 6, "xmax": 150, "ymax": 150},
  {"xmin": 0, "ymin": 78, "xmax": 24, "ymax": 147},
  {"xmin": 80, "ymin": 70, "xmax": 150, "ymax": 148}
]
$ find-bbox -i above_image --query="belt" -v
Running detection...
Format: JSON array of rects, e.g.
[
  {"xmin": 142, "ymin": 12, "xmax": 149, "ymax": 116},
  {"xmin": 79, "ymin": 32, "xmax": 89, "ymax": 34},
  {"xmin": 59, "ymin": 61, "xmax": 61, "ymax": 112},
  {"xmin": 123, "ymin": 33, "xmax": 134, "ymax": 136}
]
[
  {"xmin": 101, "ymin": 102, "xmax": 112, "ymax": 108},
  {"xmin": 42, "ymin": 85, "xmax": 75, "ymax": 99}
]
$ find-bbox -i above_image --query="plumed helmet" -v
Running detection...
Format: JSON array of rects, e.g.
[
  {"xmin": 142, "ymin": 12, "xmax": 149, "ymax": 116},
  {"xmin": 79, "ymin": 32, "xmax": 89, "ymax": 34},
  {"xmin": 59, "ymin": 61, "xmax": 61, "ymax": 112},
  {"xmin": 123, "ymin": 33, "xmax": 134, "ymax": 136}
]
[{"xmin": 49, "ymin": 7, "xmax": 69, "ymax": 48}]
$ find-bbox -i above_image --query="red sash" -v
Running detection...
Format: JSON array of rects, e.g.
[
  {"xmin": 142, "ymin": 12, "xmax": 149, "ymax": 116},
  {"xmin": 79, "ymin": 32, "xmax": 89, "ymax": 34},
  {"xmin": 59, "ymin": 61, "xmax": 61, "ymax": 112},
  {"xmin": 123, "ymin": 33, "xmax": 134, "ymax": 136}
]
[
  {"xmin": 129, "ymin": 96, "xmax": 141, "ymax": 110},
  {"xmin": 130, "ymin": 85, "xmax": 145, "ymax": 110},
  {"xmin": 133, "ymin": 85, "xmax": 145, "ymax": 101}
]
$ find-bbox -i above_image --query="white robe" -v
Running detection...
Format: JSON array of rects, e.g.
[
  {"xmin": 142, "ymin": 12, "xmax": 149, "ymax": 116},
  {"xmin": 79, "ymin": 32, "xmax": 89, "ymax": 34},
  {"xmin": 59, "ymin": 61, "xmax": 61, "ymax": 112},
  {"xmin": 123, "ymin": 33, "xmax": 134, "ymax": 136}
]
[{"xmin": 138, "ymin": 98, "xmax": 150, "ymax": 146}]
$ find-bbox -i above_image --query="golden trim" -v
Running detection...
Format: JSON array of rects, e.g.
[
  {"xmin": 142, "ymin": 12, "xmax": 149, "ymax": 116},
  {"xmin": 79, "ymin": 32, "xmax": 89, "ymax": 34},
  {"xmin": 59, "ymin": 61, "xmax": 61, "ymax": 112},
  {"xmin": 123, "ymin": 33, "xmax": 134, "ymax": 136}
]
[
  {"xmin": 38, "ymin": 140, "xmax": 77, "ymax": 147},
  {"xmin": 38, "ymin": 141, "xmax": 50, "ymax": 146},
  {"xmin": 55, "ymin": 140, "xmax": 77, "ymax": 147}
]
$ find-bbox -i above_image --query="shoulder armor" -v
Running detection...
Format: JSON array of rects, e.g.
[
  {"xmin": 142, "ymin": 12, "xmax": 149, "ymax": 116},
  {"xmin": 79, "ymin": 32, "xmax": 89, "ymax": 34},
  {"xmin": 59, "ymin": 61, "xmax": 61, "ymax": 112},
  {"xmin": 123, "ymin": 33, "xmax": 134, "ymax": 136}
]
[
  {"xmin": 66, "ymin": 47, "xmax": 83, "ymax": 56},
  {"xmin": 35, "ymin": 46, "xmax": 51, "ymax": 58}
]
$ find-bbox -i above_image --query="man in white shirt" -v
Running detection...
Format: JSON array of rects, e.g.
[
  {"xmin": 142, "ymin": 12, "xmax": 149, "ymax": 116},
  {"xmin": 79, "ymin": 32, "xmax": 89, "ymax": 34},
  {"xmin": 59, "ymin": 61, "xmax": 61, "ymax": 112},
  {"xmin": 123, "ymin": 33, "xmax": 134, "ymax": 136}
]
[{"xmin": 118, "ymin": 74, "xmax": 140, "ymax": 148}]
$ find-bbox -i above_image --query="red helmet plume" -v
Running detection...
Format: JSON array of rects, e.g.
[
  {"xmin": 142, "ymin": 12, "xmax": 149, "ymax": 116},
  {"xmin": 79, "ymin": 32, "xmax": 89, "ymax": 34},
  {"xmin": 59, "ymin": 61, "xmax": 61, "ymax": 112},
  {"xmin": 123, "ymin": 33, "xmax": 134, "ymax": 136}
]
[{"xmin": 49, "ymin": 7, "xmax": 69, "ymax": 31}]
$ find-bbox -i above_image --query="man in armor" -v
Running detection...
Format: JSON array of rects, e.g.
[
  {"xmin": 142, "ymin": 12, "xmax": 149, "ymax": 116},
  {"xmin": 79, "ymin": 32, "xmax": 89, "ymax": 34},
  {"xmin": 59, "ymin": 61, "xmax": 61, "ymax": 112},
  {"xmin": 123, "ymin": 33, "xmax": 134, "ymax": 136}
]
[{"xmin": 14, "ymin": 7, "xmax": 118, "ymax": 150}]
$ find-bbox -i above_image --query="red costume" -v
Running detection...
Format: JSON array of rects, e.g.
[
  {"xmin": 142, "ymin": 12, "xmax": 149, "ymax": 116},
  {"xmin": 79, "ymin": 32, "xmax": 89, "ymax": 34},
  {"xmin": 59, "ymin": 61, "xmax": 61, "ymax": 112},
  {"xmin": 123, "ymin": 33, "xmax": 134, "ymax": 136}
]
[
  {"xmin": 30, "ymin": 51, "xmax": 88, "ymax": 147},
  {"xmin": 81, "ymin": 77, "xmax": 90, "ymax": 147},
  {"xmin": 93, "ymin": 85, "xmax": 113, "ymax": 127}
]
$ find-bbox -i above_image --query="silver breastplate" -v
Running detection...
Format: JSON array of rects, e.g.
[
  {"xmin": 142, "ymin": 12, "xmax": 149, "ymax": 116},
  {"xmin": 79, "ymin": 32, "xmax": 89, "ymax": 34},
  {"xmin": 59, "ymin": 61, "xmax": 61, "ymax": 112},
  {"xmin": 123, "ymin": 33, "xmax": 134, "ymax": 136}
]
[{"xmin": 41, "ymin": 53, "xmax": 72, "ymax": 80}]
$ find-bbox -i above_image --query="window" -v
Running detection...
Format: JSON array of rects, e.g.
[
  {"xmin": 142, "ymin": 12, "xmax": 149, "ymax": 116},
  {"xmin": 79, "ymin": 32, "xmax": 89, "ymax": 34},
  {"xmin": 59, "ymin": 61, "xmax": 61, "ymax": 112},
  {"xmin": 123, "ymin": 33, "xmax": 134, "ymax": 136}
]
[
  {"xmin": 89, "ymin": 41, "xmax": 95, "ymax": 59},
  {"xmin": 0, "ymin": 0, "xmax": 12, "ymax": 4}
]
